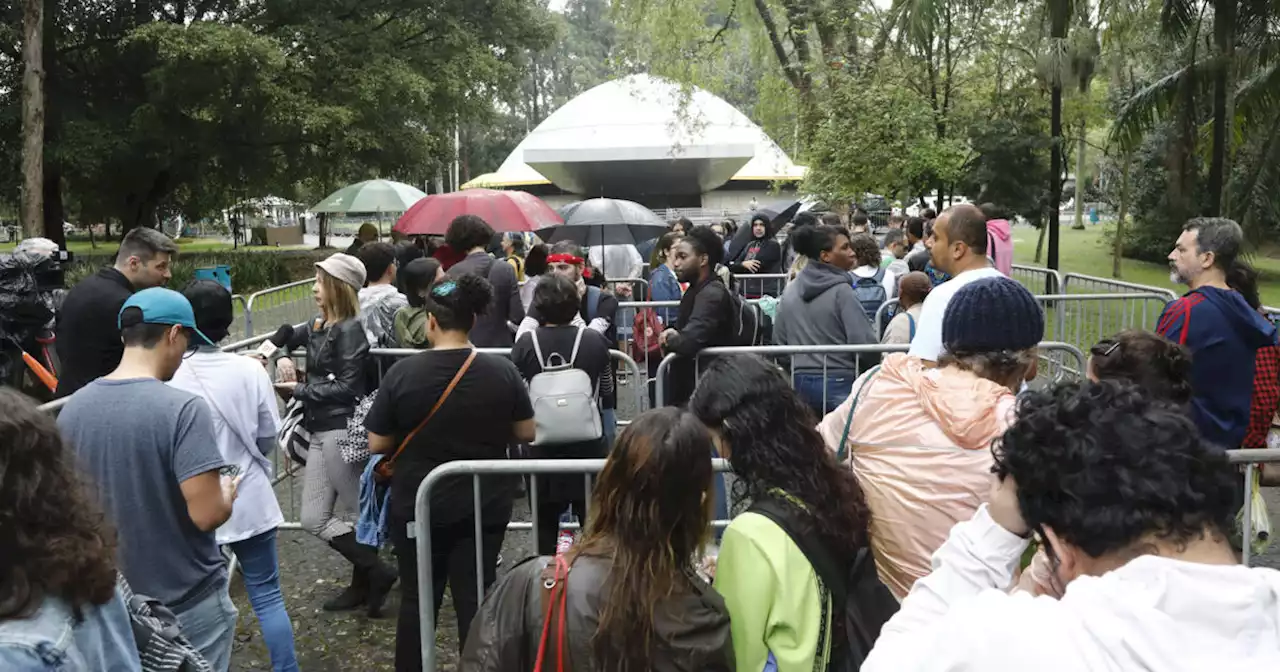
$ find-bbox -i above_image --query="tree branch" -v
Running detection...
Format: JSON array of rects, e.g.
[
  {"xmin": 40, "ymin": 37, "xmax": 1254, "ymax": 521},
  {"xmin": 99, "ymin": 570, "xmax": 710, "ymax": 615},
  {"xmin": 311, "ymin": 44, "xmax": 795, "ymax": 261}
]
[{"xmin": 753, "ymin": 0, "xmax": 804, "ymax": 90}]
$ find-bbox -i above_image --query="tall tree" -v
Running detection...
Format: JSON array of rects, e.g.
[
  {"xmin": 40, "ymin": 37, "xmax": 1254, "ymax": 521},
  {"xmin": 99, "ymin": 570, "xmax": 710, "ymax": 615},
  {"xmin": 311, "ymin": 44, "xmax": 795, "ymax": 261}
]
[
  {"xmin": 1041, "ymin": 0, "xmax": 1075, "ymax": 272},
  {"xmin": 19, "ymin": 0, "xmax": 42, "ymax": 237}
]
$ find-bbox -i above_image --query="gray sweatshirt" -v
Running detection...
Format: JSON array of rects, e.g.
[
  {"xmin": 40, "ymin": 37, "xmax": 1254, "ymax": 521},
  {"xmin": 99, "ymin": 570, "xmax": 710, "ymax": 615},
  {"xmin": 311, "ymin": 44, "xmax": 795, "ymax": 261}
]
[{"xmin": 773, "ymin": 260, "xmax": 879, "ymax": 371}]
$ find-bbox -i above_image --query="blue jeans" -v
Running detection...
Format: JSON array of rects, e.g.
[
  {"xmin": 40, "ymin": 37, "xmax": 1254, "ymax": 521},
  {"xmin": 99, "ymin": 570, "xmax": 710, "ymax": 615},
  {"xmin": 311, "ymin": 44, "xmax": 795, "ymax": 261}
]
[
  {"xmin": 228, "ymin": 529, "xmax": 299, "ymax": 672},
  {"xmin": 602, "ymin": 408, "xmax": 617, "ymax": 448},
  {"xmin": 174, "ymin": 580, "xmax": 237, "ymax": 672},
  {"xmin": 794, "ymin": 370, "xmax": 857, "ymax": 417}
]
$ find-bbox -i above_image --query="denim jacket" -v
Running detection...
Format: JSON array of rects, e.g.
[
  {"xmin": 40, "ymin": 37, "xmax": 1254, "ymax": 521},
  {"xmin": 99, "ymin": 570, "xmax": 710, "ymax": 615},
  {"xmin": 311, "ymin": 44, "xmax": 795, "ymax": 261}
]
[{"xmin": 0, "ymin": 589, "xmax": 140, "ymax": 671}]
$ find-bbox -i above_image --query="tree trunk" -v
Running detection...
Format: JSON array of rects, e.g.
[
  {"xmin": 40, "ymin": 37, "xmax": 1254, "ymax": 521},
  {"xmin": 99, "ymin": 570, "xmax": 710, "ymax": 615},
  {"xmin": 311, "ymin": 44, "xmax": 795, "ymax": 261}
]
[
  {"xmin": 1113, "ymin": 153, "xmax": 1130, "ymax": 279},
  {"xmin": 40, "ymin": 0, "xmax": 63, "ymax": 247},
  {"xmin": 20, "ymin": 0, "xmax": 45, "ymax": 239},
  {"xmin": 1072, "ymin": 117, "xmax": 1087, "ymax": 230},
  {"xmin": 1035, "ymin": 217, "xmax": 1048, "ymax": 264},
  {"xmin": 1048, "ymin": 84, "xmax": 1063, "ymax": 271},
  {"xmin": 1206, "ymin": 0, "xmax": 1235, "ymax": 215},
  {"xmin": 318, "ymin": 212, "xmax": 329, "ymax": 249}
]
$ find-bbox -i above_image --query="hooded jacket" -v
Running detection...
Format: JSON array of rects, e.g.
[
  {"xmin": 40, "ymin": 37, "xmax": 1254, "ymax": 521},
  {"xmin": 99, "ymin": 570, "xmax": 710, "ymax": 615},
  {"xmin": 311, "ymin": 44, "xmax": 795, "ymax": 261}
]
[
  {"xmin": 985, "ymin": 218, "xmax": 1013, "ymax": 276},
  {"xmin": 817, "ymin": 354, "xmax": 1016, "ymax": 598},
  {"xmin": 1156, "ymin": 286, "xmax": 1279, "ymax": 449},
  {"xmin": 774, "ymin": 260, "xmax": 878, "ymax": 371},
  {"xmin": 460, "ymin": 554, "xmax": 734, "ymax": 671},
  {"xmin": 863, "ymin": 505, "xmax": 1280, "ymax": 672}
]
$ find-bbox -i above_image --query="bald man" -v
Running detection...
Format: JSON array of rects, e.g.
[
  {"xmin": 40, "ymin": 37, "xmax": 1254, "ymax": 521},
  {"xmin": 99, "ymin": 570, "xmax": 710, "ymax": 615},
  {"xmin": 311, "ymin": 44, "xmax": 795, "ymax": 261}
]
[{"xmin": 908, "ymin": 204, "xmax": 1008, "ymax": 362}]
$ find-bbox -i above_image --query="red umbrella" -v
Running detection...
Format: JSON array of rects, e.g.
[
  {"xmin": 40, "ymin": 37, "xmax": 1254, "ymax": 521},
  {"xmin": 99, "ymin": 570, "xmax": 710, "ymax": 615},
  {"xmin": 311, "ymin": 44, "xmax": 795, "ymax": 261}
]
[{"xmin": 393, "ymin": 188, "xmax": 562, "ymax": 235}]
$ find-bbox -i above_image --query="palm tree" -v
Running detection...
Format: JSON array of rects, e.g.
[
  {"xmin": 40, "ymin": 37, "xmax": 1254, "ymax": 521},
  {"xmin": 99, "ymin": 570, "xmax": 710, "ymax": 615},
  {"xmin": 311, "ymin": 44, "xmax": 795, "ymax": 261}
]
[
  {"xmin": 1070, "ymin": 26, "xmax": 1101, "ymax": 230},
  {"xmin": 1112, "ymin": 1, "xmax": 1279, "ymax": 217}
]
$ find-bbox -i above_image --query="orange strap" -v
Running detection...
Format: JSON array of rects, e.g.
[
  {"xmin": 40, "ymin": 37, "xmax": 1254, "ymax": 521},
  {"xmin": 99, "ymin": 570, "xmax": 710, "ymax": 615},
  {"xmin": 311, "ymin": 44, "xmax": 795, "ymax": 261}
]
[{"xmin": 383, "ymin": 350, "xmax": 476, "ymax": 472}]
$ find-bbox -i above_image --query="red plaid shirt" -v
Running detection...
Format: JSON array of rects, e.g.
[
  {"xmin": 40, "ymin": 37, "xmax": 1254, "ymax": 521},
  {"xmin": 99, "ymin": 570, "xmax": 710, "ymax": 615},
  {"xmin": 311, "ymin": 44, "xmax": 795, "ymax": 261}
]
[{"xmin": 1244, "ymin": 344, "xmax": 1280, "ymax": 449}]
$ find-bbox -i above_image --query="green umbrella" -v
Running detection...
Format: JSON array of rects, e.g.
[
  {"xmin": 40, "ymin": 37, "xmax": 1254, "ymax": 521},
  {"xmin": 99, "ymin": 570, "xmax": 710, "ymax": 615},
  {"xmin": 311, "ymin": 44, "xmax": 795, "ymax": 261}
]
[{"xmin": 310, "ymin": 179, "xmax": 426, "ymax": 214}]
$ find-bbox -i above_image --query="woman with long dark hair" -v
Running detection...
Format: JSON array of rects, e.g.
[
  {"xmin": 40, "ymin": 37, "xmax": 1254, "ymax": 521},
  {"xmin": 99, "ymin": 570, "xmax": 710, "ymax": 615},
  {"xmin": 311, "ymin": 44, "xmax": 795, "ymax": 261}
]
[
  {"xmin": 690, "ymin": 355, "xmax": 875, "ymax": 671},
  {"xmin": 0, "ymin": 388, "xmax": 140, "ymax": 669},
  {"xmin": 393, "ymin": 257, "xmax": 444, "ymax": 348},
  {"xmin": 365, "ymin": 274, "xmax": 536, "ymax": 670},
  {"xmin": 461, "ymin": 407, "xmax": 733, "ymax": 671}
]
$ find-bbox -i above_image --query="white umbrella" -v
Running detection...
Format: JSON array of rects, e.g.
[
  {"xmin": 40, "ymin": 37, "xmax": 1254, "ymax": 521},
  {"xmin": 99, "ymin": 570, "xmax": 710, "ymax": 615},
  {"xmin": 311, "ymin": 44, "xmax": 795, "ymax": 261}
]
[{"xmin": 310, "ymin": 179, "xmax": 426, "ymax": 214}]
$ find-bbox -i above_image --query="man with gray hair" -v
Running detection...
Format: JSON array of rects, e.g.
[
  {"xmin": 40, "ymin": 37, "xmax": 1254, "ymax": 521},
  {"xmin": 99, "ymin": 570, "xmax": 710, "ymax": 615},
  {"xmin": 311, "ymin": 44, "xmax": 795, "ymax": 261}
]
[
  {"xmin": 1157, "ymin": 217, "xmax": 1277, "ymax": 450},
  {"xmin": 55, "ymin": 227, "xmax": 179, "ymax": 397}
]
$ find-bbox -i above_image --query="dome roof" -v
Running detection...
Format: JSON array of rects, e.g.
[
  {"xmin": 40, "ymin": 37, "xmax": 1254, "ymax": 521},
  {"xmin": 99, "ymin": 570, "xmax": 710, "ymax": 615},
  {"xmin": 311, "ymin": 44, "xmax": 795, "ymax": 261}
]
[{"xmin": 464, "ymin": 74, "xmax": 805, "ymax": 192}]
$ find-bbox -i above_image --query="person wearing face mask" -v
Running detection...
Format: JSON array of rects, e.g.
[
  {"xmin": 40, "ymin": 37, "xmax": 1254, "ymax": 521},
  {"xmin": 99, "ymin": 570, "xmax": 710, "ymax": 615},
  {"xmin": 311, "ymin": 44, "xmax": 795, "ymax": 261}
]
[{"xmin": 863, "ymin": 381, "xmax": 1280, "ymax": 672}]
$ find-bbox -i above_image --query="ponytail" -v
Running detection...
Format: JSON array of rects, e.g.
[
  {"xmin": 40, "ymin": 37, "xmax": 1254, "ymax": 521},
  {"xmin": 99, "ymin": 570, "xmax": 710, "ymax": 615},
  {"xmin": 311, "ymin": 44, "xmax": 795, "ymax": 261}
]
[{"xmin": 1226, "ymin": 260, "xmax": 1261, "ymax": 311}]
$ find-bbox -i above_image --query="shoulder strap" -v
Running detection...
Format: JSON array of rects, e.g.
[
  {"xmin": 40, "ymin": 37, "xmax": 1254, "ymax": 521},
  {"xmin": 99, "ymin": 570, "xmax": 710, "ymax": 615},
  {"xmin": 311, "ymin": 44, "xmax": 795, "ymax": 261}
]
[
  {"xmin": 872, "ymin": 265, "xmax": 886, "ymax": 283},
  {"xmin": 568, "ymin": 326, "xmax": 585, "ymax": 367},
  {"xmin": 907, "ymin": 312, "xmax": 916, "ymax": 340},
  {"xmin": 531, "ymin": 330, "xmax": 547, "ymax": 369},
  {"xmin": 838, "ymin": 366, "xmax": 880, "ymax": 461},
  {"xmin": 384, "ymin": 350, "xmax": 477, "ymax": 471},
  {"xmin": 748, "ymin": 498, "xmax": 849, "ymax": 609}
]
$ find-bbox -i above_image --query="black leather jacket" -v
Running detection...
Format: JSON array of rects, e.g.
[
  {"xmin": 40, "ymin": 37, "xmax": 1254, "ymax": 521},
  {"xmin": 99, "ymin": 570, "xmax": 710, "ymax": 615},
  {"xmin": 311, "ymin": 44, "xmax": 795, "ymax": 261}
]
[{"xmin": 287, "ymin": 316, "xmax": 369, "ymax": 432}]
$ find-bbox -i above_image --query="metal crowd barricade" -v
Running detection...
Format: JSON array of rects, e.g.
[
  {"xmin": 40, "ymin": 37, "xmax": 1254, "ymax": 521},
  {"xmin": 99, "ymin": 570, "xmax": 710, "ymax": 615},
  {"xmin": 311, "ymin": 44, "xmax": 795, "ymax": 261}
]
[
  {"xmin": 1037, "ymin": 293, "xmax": 1171, "ymax": 360},
  {"xmin": 1061, "ymin": 271, "xmax": 1179, "ymax": 302},
  {"xmin": 604, "ymin": 276, "xmax": 649, "ymax": 302},
  {"xmin": 230, "ymin": 294, "xmax": 251, "ymax": 341},
  {"xmin": 244, "ymin": 279, "xmax": 316, "ymax": 338},
  {"xmin": 873, "ymin": 298, "xmax": 901, "ymax": 335},
  {"xmin": 653, "ymin": 342, "xmax": 1089, "ymax": 408},
  {"xmin": 411, "ymin": 457, "xmax": 734, "ymax": 670},
  {"xmin": 412, "ymin": 448, "xmax": 1278, "ymax": 668},
  {"xmin": 1010, "ymin": 264, "xmax": 1063, "ymax": 295},
  {"xmin": 732, "ymin": 273, "xmax": 788, "ymax": 298}
]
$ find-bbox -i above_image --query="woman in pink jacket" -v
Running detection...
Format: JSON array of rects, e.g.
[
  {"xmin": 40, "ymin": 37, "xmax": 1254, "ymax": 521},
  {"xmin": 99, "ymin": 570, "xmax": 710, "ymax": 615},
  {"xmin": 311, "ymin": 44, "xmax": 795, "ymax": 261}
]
[{"xmin": 818, "ymin": 277, "xmax": 1043, "ymax": 599}]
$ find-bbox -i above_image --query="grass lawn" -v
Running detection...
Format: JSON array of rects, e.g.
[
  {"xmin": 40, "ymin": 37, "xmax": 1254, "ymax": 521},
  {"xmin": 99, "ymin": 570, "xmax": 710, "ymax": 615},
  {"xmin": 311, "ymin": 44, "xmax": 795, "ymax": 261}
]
[{"xmin": 1011, "ymin": 224, "xmax": 1280, "ymax": 308}]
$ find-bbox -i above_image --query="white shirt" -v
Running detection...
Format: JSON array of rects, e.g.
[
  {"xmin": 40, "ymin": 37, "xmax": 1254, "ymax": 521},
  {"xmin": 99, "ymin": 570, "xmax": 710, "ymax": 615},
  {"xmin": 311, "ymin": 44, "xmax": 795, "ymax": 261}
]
[
  {"xmin": 908, "ymin": 266, "xmax": 1004, "ymax": 362},
  {"xmin": 169, "ymin": 350, "xmax": 284, "ymax": 545},
  {"xmin": 588, "ymin": 244, "xmax": 644, "ymax": 279},
  {"xmin": 852, "ymin": 264, "xmax": 898, "ymax": 299},
  {"xmin": 864, "ymin": 505, "xmax": 1280, "ymax": 671}
]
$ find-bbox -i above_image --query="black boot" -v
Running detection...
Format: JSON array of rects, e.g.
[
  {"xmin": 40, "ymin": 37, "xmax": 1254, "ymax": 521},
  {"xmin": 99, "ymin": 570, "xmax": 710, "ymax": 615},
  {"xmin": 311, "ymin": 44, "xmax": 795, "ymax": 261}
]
[
  {"xmin": 322, "ymin": 565, "xmax": 368, "ymax": 612},
  {"xmin": 328, "ymin": 532, "xmax": 398, "ymax": 618}
]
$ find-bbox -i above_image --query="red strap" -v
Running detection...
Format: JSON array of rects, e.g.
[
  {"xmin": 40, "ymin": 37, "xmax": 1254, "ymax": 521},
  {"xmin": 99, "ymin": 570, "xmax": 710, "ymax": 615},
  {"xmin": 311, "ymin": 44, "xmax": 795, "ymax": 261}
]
[{"xmin": 533, "ymin": 556, "xmax": 572, "ymax": 672}]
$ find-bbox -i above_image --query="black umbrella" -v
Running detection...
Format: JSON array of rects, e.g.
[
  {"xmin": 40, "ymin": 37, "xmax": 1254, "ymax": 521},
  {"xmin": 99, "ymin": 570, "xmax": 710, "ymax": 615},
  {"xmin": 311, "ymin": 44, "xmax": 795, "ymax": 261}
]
[{"xmin": 536, "ymin": 198, "xmax": 669, "ymax": 247}]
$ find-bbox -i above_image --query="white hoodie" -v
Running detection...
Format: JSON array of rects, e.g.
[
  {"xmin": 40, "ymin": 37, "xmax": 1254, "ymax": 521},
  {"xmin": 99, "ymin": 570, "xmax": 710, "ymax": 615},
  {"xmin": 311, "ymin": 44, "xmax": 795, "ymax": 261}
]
[{"xmin": 865, "ymin": 505, "xmax": 1280, "ymax": 671}]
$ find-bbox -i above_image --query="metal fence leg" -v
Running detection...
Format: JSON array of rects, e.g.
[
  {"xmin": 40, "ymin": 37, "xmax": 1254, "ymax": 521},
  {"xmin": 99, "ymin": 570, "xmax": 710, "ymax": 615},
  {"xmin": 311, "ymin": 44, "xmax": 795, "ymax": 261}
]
[
  {"xmin": 1242, "ymin": 463, "xmax": 1255, "ymax": 566},
  {"xmin": 416, "ymin": 507, "xmax": 436, "ymax": 669},
  {"xmin": 473, "ymin": 475, "xmax": 485, "ymax": 605}
]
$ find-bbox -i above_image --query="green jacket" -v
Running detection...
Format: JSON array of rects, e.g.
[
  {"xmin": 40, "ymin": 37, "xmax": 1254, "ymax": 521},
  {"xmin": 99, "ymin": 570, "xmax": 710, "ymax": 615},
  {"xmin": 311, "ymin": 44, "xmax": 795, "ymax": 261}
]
[
  {"xmin": 715, "ymin": 511, "xmax": 832, "ymax": 672},
  {"xmin": 393, "ymin": 306, "xmax": 431, "ymax": 349}
]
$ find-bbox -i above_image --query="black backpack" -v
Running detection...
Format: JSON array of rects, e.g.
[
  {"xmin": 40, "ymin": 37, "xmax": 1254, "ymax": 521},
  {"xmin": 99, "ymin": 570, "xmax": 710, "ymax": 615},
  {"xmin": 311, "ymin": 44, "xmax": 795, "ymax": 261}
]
[
  {"xmin": 749, "ymin": 497, "xmax": 899, "ymax": 670},
  {"xmin": 727, "ymin": 290, "xmax": 762, "ymax": 346}
]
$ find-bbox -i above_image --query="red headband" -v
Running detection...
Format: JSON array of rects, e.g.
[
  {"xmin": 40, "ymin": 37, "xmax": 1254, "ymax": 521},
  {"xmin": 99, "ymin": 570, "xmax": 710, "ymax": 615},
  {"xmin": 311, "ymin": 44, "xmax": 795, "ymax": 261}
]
[{"xmin": 547, "ymin": 253, "xmax": 592, "ymax": 278}]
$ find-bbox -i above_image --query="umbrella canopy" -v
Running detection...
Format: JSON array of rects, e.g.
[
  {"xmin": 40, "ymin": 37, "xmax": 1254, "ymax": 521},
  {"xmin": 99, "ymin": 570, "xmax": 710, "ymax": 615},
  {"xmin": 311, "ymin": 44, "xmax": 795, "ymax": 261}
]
[
  {"xmin": 536, "ymin": 198, "xmax": 669, "ymax": 247},
  {"xmin": 310, "ymin": 179, "xmax": 427, "ymax": 214},
  {"xmin": 394, "ymin": 189, "xmax": 562, "ymax": 236}
]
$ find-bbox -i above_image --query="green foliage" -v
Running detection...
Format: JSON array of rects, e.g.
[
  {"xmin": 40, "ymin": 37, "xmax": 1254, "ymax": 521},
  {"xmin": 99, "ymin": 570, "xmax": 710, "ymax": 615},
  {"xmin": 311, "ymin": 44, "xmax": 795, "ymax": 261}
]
[
  {"xmin": 961, "ymin": 112, "xmax": 1054, "ymax": 226},
  {"xmin": 0, "ymin": 0, "xmax": 556, "ymax": 229},
  {"xmin": 63, "ymin": 249, "xmax": 328, "ymax": 295}
]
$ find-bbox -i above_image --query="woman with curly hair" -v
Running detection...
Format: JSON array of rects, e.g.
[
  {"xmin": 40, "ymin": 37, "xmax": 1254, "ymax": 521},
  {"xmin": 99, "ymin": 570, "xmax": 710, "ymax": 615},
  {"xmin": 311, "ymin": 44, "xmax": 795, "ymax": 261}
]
[
  {"xmin": 460, "ymin": 407, "xmax": 732, "ymax": 671},
  {"xmin": 690, "ymin": 355, "xmax": 878, "ymax": 672},
  {"xmin": 0, "ymin": 388, "xmax": 141, "ymax": 669}
]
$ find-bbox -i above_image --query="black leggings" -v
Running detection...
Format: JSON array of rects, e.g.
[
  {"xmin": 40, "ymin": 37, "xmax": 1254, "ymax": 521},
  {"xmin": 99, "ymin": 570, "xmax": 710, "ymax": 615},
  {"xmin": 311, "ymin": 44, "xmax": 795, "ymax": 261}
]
[{"xmin": 390, "ymin": 512, "xmax": 507, "ymax": 672}]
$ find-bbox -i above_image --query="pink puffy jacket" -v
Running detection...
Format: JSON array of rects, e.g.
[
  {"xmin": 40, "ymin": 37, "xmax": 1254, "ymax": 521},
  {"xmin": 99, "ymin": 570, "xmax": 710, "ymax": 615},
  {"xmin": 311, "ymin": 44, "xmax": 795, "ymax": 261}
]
[{"xmin": 817, "ymin": 354, "xmax": 1016, "ymax": 599}]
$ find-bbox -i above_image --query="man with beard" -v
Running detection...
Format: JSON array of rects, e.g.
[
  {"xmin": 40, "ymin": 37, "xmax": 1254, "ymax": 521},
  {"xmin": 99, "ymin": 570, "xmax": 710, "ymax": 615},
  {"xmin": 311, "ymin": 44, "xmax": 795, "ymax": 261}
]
[
  {"xmin": 660, "ymin": 226, "xmax": 737, "ymax": 407},
  {"xmin": 1157, "ymin": 218, "xmax": 1277, "ymax": 451}
]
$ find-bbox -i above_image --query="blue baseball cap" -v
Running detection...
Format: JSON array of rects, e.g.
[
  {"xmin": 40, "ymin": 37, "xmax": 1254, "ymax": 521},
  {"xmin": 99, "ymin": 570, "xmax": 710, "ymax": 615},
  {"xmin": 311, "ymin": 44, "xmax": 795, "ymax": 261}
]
[{"xmin": 118, "ymin": 287, "xmax": 215, "ymax": 346}]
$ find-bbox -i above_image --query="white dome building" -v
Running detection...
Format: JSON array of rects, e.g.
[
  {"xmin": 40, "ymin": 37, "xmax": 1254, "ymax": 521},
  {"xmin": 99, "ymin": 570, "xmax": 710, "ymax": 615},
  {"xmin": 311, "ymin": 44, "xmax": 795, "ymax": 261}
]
[{"xmin": 462, "ymin": 74, "xmax": 805, "ymax": 213}]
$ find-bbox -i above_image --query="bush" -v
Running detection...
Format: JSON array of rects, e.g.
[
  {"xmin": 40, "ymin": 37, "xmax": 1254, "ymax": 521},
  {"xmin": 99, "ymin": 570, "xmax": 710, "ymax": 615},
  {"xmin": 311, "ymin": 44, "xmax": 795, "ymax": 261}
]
[{"xmin": 63, "ymin": 249, "xmax": 328, "ymax": 295}]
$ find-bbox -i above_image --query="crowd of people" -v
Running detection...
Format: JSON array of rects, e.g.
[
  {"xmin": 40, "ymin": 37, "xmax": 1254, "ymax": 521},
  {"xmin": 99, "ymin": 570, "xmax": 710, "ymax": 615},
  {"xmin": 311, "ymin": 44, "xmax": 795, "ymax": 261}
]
[{"xmin": 3, "ymin": 202, "xmax": 1280, "ymax": 672}]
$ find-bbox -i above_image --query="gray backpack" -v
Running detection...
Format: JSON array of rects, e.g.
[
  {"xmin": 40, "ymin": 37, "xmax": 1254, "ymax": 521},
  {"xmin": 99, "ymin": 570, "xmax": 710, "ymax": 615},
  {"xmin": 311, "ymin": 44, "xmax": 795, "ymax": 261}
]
[{"xmin": 528, "ymin": 327, "xmax": 602, "ymax": 445}]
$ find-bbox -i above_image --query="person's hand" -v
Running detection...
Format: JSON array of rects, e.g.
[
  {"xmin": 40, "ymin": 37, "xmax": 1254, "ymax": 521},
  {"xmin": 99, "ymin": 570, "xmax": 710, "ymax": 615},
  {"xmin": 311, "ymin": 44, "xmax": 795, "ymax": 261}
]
[
  {"xmin": 988, "ymin": 474, "xmax": 1030, "ymax": 538},
  {"xmin": 221, "ymin": 473, "xmax": 243, "ymax": 503},
  {"xmin": 275, "ymin": 358, "xmax": 298, "ymax": 383},
  {"xmin": 273, "ymin": 381, "xmax": 297, "ymax": 399},
  {"xmin": 659, "ymin": 328, "xmax": 677, "ymax": 347},
  {"xmin": 743, "ymin": 259, "xmax": 762, "ymax": 273},
  {"xmin": 616, "ymin": 284, "xmax": 634, "ymax": 298}
]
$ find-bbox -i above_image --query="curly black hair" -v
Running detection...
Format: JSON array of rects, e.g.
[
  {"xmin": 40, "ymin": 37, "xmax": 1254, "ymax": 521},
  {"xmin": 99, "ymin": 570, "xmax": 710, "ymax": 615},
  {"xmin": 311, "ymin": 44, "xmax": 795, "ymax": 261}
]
[
  {"xmin": 0, "ymin": 388, "xmax": 119, "ymax": 620},
  {"xmin": 444, "ymin": 214, "xmax": 495, "ymax": 252},
  {"xmin": 689, "ymin": 355, "xmax": 871, "ymax": 558},
  {"xmin": 1089, "ymin": 330, "xmax": 1193, "ymax": 405},
  {"xmin": 993, "ymin": 381, "xmax": 1238, "ymax": 560},
  {"xmin": 850, "ymin": 233, "xmax": 880, "ymax": 268}
]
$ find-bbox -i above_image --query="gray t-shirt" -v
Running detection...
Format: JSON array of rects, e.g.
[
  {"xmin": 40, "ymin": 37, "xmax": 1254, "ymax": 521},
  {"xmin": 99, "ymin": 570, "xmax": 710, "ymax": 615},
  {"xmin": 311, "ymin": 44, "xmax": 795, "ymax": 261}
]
[{"xmin": 58, "ymin": 378, "xmax": 227, "ymax": 611}]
